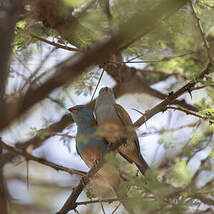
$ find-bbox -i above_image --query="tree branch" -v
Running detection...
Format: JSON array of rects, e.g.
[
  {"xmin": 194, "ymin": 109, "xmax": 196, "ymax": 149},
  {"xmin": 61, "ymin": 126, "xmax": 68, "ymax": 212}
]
[
  {"xmin": 1, "ymin": 113, "xmax": 73, "ymax": 165},
  {"xmin": 75, "ymin": 197, "xmax": 126, "ymax": 206},
  {"xmin": 0, "ymin": 0, "xmax": 186, "ymax": 133},
  {"xmin": 166, "ymin": 106, "xmax": 214, "ymax": 124},
  {"xmin": 56, "ymin": 139, "xmax": 127, "ymax": 214},
  {"xmin": 194, "ymin": 193, "xmax": 214, "ymax": 206},
  {"xmin": 30, "ymin": 33, "xmax": 80, "ymax": 52},
  {"xmin": 188, "ymin": 0, "xmax": 213, "ymax": 63},
  {"xmin": 102, "ymin": 55, "xmax": 198, "ymax": 112},
  {"xmin": 139, "ymin": 84, "xmax": 198, "ymax": 112},
  {"xmin": 1, "ymin": 80, "xmax": 143, "ymax": 165},
  {"xmin": 134, "ymin": 63, "xmax": 212, "ymax": 128},
  {"xmin": 0, "ymin": 0, "xmax": 24, "ymax": 112},
  {"xmin": 0, "ymin": 139, "xmax": 86, "ymax": 177},
  {"xmin": 56, "ymin": 153, "xmax": 106, "ymax": 213}
]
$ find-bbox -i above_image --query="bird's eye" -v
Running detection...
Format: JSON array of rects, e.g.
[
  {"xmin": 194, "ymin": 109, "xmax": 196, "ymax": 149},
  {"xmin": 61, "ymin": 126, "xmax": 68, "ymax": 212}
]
[
  {"xmin": 68, "ymin": 107, "xmax": 78, "ymax": 114},
  {"xmin": 100, "ymin": 87, "xmax": 109, "ymax": 94}
]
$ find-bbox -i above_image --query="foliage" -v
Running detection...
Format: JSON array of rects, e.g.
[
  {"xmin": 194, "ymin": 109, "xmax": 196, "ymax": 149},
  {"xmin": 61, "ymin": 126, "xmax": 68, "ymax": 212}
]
[{"xmin": 2, "ymin": 0, "xmax": 214, "ymax": 214}]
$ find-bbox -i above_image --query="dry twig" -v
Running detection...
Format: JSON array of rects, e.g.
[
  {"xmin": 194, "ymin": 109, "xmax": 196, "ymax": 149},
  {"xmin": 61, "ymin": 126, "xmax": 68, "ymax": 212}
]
[
  {"xmin": 112, "ymin": 202, "xmax": 121, "ymax": 214},
  {"xmin": 90, "ymin": 68, "xmax": 104, "ymax": 103},
  {"xmin": 1, "ymin": 140, "xmax": 86, "ymax": 177},
  {"xmin": 134, "ymin": 63, "xmax": 212, "ymax": 128},
  {"xmin": 166, "ymin": 106, "xmax": 214, "ymax": 124},
  {"xmin": 188, "ymin": 0, "xmax": 213, "ymax": 63},
  {"xmin": 30, "ymin": 33, "xmax": 80, "ymax": 52},
  {"xmin": 100, "ymin": 201, "xmax": 106, "ymax": 214},
  {"xmin": 0, "ymin": 0, "xmax": 186, "ymax": 132},
  {"xmin": 76, "ymin": 198, "xmax": 126, "ymax": 206}
]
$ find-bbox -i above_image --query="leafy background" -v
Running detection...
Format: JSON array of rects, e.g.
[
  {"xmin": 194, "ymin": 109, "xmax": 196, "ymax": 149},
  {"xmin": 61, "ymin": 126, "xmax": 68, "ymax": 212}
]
[{"xmin": 1, "ymin": 0, "xmax": 214, "ymax": 214}]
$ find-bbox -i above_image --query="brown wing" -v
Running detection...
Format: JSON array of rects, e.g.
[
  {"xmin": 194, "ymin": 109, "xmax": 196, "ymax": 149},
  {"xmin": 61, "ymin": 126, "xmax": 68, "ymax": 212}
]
[{"xmin": 113, "ymin": 103, "xmax": 141, "ymax": 153}]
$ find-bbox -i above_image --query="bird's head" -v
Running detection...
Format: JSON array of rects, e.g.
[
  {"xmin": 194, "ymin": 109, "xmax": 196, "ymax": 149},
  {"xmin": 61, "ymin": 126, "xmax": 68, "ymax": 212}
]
[
  {"xmin": 97, "ymin": 87, "xmax": 115, "ymax": 102},
  {"xmin": 68, "ymin": 105, "xmax": 95, "ymax": 125}
]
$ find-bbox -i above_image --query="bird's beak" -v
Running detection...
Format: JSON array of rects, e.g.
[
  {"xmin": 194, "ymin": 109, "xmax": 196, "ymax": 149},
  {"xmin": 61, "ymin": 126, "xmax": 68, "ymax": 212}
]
[
  {"xmin": 103, "ymin": 87, "xmax": 110, "ymax": 93},
  {"xmin": 68, "ymin": 107, "xmax": 78, "ymax": 114}
]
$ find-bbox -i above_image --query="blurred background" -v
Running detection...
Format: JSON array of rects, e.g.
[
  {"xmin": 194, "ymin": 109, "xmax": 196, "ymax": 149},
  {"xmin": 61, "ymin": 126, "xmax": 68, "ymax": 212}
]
[{"xmin": 1, "ymin": 0, "xmax": 214, "ymax": 213}]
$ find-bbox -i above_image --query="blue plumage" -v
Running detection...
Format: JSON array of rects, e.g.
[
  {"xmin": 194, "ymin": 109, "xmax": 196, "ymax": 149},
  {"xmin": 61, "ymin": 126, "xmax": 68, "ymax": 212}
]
[{"xmin": 69, "ymin": 105, "xmax": 108, "ymax": 167}]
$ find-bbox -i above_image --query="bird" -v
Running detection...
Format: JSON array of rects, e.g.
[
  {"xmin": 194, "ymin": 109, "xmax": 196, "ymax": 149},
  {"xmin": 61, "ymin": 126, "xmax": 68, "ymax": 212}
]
[
  {"xmin": 95, "ymin": 87, "xmax": 149, "ymax": 176},
  {"xmin": 68, "ymin": 104, "xmax": 120, "ymax": 196},
  {"xmin": 69, "ymin": 104, "xmax": 136, "ymax": 214}
]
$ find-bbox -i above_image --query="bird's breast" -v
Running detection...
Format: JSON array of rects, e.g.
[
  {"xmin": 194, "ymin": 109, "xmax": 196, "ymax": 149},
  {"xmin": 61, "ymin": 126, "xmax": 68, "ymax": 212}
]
[
  {"xmin": 97, "ymin": 119, "xmax": 124, "ymax": 143},
  {"xmin": 81, "ymin": 145, "xmax": 105, "ymax": 168},
  {"xmin": 96, "ymin": 104, "xmax": 118, "ymax": 121}
]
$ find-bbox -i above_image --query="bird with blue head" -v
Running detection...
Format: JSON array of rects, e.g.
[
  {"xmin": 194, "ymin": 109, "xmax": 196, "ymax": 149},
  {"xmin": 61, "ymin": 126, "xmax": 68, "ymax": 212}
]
[
  {"xmin": 69, "ymin": 104, "xmax": 120, "ymax": 196},
  {"xmin": 95, "ymin": 87, "xmax": 149, "ymax": 176},
  {"xmin": 69, "ymin": 104, "xmax": 107, "ymax": 168}
]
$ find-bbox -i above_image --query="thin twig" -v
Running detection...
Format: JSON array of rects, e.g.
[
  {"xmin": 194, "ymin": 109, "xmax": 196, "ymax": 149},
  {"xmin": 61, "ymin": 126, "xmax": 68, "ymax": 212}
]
[
  {"xmin": 0, "ymin": 140, "xmax": 86, "ymax": 177},
  {"xmin": 13, "ymin": 51, "xmax": 67, "ymax": 111},
  {"xmin": 100, "ymin": 201, "xmax": 106, "ymax": 214},
  {"xmin": 75, "ymin": 197, "xmax": 127, "ymax": 206},
  {"xmin": 134, "ymin": 63, "xmax": 212, "ymax": 128},
  {"xmin": 190, "ymin": 154, "xmax": 211, "ymax": 186},
  {"xmin": 1, "ymin": 113, "xmax": 73, "ymax": 165},
  {"xmin": 126, "ymin": 53, "xmax": 145, "ymax": 63},
  {"xmin": 90, "ymin": 68, "xmax": 104, "ymax": 103},
  {"xmin": 139, "ymin": 122, "xmax": 197, "ymax": 137},
  {"xmin": 188, "ymin": 0, "xmax": 213, "ymax": 63},
  {"xmin": 0, "ymin": 0, "xmax": 187, "ymax": 132},
  {"xmin": 56, "ymin": 156, "xmax": 106, "ymax": 214},
  {"xmin": 112, "ymin": 202, "xmax": 121, "ymax": 214},
  {"xmin": 56, "ymin": 133, "xmax": 76, "ymax": 139},
  {"xmin": 166, "ymin": 106, "xmax": 214, "ymax": 124},
  {"xmin": 190, "ymin": 85, "xmax": 206, "ymax": 91},
  {"xmin": 30, "ymin": 33, "xmax": 80, "ymax": 52},
  {"xmin": 114, "ymin": 52, "xmax": 194, "ymax": 64},
  {"xmin": 12, "ymin": 52, "xmax": 32, "ymax": 75},
  {"xmin": 57, "ymin": 63, "xmax": 212, "ymax": 214},
  {"xmin": 21, "ymin": 47, "xmax": 57, "ymax": 91},
  {"xmin": 192, "ymin": 84, "xmax": 214, "ymax": 90},
  {"xmin": 194, "ymin": 194, "xmax": 214, "ymax": 206},
  {"xmin": 74, "ymin": 209, "xmax": 80, "ymax": 214},
  {"xmin": 12, "ymin": 49, "xmax": 55, "ymax": 93}
]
